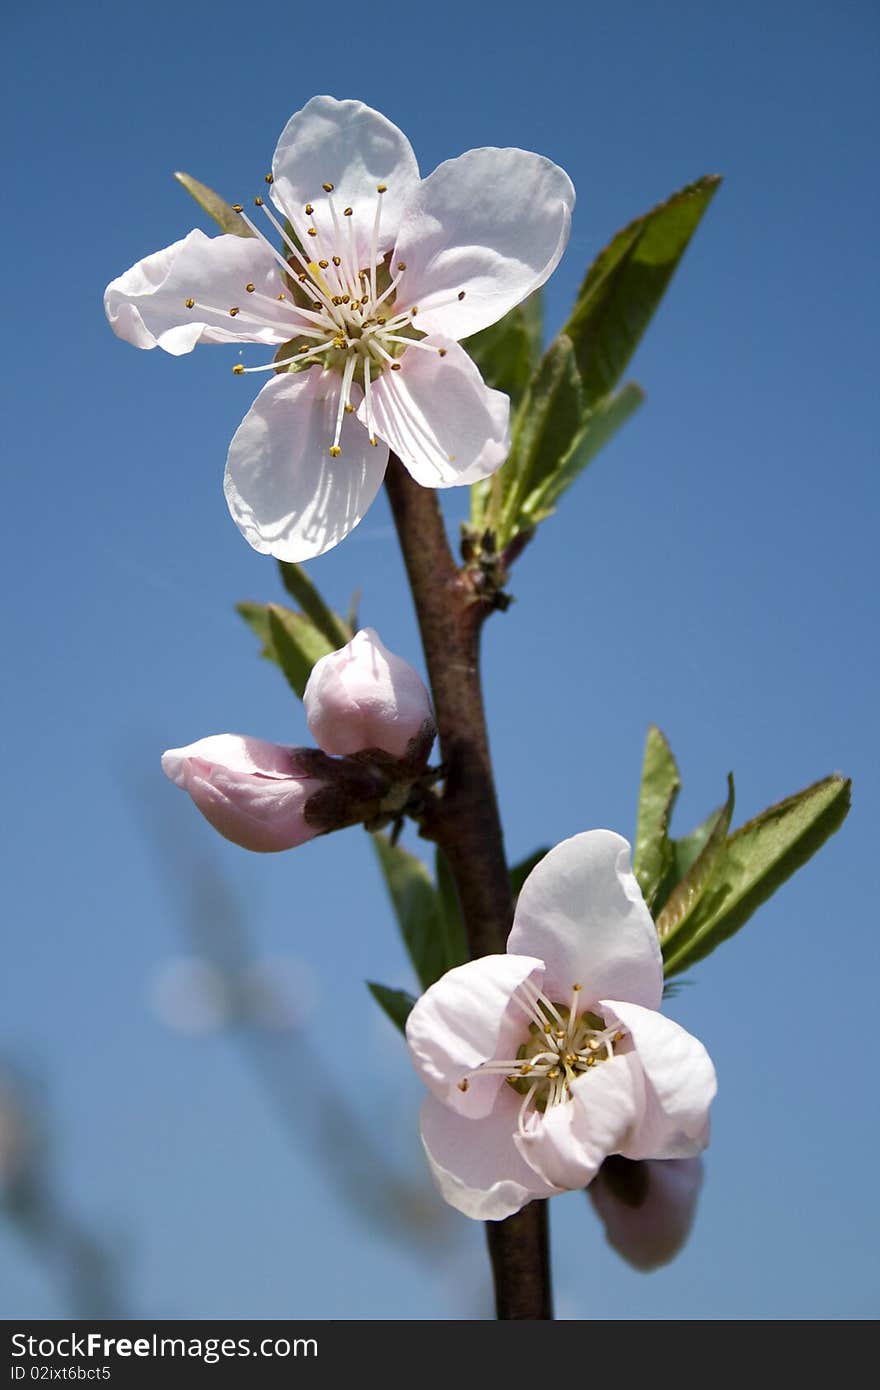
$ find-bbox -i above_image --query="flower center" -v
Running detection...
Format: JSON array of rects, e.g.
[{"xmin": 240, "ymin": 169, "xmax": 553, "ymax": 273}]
[
  {"xmin": 184, "ymin": 178, "xmax": 465, "ymax": 458},
  {"xmin": 457, "ymin": 982, "xmax": 626, "ymax": 1132}
]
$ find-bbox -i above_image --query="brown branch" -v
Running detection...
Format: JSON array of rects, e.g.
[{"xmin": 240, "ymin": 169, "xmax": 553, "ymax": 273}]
[{"xmin": 384, "ymin": 454, "xmax": 552, "ymax": 1321}]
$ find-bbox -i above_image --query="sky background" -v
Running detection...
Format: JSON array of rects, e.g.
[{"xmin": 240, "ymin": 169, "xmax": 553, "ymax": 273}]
[{"xmin": 1, "ymin": 0, "xmax": 877, "ymax": 1320}]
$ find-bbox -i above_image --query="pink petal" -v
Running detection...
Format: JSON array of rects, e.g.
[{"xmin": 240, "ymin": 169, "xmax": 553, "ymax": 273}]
[
  {"xmin": 508, "ymin": 831, "xmax": 663, "ymax": 1009},
  {"xmin": 363, "ymin": 337, "xmax": 509, "ymax": 487},
  {"xmin": 514, "ymin": 1053, "xmax": 644, "ymax": 1190},
  {"xmin": 419, "ymin": 1090, "xmax": 559, "ymax": 1221},
  {"xmin": 602, "ymin": 1000, "xmax": 717, "ymax": 1160},
  {"xmin": 161, "ymin": 734, "xmax": 319, "ymax": 853},
  {"xmin": 589, "ymin": 1155, "xmax": 704, "ymax": 1271},
  {"xmin": 224, "ymin": 368, "xmax": 389, "ymax": 561},
  {"xmin": 271, "ymin": 96, "xmax": 420, "ymax": 269},
  {"xmin": 304, "ymin": 628, "xmax": 434, "ymax": 759},
  {"xmin": 392, "ymin": 147, "xmax": 574, "ymax": 339},
  {"xmin": 405, "ymin": 954, "xmax": 544, "ymax": 1118},
  {"xmin": 104, "ymin": 229, "xmax": 295, "ymax": 356}
]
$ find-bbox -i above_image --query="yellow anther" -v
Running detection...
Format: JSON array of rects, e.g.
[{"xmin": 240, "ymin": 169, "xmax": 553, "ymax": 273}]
[
  {"xmin": 332, "ymin": 255, "xmax": 341, "ymax": 267},
  {"xmin": 232, "ymin": 364, "xmax": 245, "ymax": 375},
  {"xmin": 332, "ymin": 296, "xmax": 342, "ymax": 306},
  {"xmin": 341, "ymin": 294, "xmax": 350, "ymax": 304},
  {"xmin": 322, "ymin": 182, "xmax": 334, "ymax": 192},
  {"xmin": 391, "ymin": 362, "xmax": 401, "ymax": 371},
  {"xmin": 312, "ymin": 301, "xmax": 323, "ymax": 311},
  {"xmin": 614, "ymin": 1032, "xmax": 624, "ymax": 1042},
  {"xmin": 565, "ymin": 1054, "xmax": 576, "ymax": 1065},
  {"xmin": 318, "ymin": 259, "xmax": 329, "ymax": 269},
  {"xmin": 298, "ymin": 273, "xmax": 308, "ymax": 283},
  {"xmin": 277, "ymin": 293, "xmax": 286, "ymax": 301},
  {"xmin": 438, "ymin": 348, "xmax": 447, "ymax": 357},
  {"xmin": 377, "ymin": 316, "xmax": 387, "ymax": 325},
  {"xmin": 411, "ymin": 306, "xmax": 418, "ymax": 316},
  {"xmin": 229, "ymin": 307, "xmax": 240, "ymax": 316},
  {"xmin": 232, "ymin": 204, "xmax": 243, "ymax": 213},
  {"xmin": 377, "ymin": 183, "xmax": 387, "ymax": 193},
  {"xmin": 264, "ymin": 172, "xmax": 274, "ymax": 184},
  {"xmin": 369, "ymin": 436, "xmax": 378, "ymax": 447},
  {"xmin": 543, "ymin": 1023, "xmax": 552, "ymax": 1034},
  {"xmin": 307, "ymin": 227, "xmax": 318, "ymax": 237},
  {"xmin": 343, "ymin": 206, "xmax": 353, "ymax": 216},
  {"xmin": 397, "ymin": 261, "xmax": 407, "ymax": 270},
  {"xmin": 184, "ymin": 297, "xmax": 195, "ymax": 309},
  {"xmin": 245, "ymin": 283, "xmax": 255, "ymax": 293},
  {"xmin": 457, "ymin": 1078, "xmax": 469, "ymax": 1092},
  {"xmin": 344, "ymin": 403, "xmax": 354, "ymax": 414},
  {"xmin": 305, "ymin": 203, "xmax": 314, "ymax": 215},
  {"xmin": 586, "ymin": 1056, "xmax": 596, "ymax": 1067},
  {"xmin": 554, "ymin": 1029, "xmax": 565, "ymax": 1040},
  {"xmin": 329, "ymin": 444, "xmax": 342, "ymax": 457},
  {"xmin": 519, "ymin": 1063, "xmax": 534, "ymax": 1075},
  {"xmin": 254, "ymin": 196, "xmax": 264, "ymax": 207},
  {"xmin": 572, "ymin": 983, "xmax": 582, "ymax": 992},
  {"xmin": 548, "ymin": 1068, "xmax": 560, "ymax": 1080}
]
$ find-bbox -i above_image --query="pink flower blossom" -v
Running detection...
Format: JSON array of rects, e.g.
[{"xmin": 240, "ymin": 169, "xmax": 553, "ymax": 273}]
[
  {"xmin": 405, "ymin": 831, "xmax": 716, "ymax": 1220},
  {"xmin": 588, "ymin": 1154, "xmax": 704, "ymax": 1270},
  {"xmin": 304, "ymin": 627, "xmax": 434, "ymax": 760},
  {"xmin": 105, "ymin": 95, "xmax": 575, "ymax": 560}
]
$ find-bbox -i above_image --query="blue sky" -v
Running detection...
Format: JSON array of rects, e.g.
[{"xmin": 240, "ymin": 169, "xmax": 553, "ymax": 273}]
[{"xmin": 1, "ymin": 0, "xmax": 877, "ymax": 1318}]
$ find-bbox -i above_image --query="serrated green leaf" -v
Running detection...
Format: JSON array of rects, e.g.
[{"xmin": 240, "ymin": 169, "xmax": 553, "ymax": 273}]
[
  {"xmin": 174, "ymin": 171, "xmax": 254, "ymax": 238},
  {"xmin": 464, "ymin": 291, "xmax": 543, "ymax": 410},
  {"xmin": 663, "ymin": 775, "xmax": 851, "ymax": 977},
  {"xmin": 564, "ymin": 175, "xmax": 721, "ymax": 406},
  {"xmin": 236, "ymin": 601, "xmax": 333, "ymax": 699},
  {"xmin": 510, "ymin": 848, "xmax": 550, "ymax": 902},
  {"xmin": 521, "ymin": 380, "xmax": 644, "ymax": 523},
  {"xmin": 277, "ymin": 561, "xmax": 352, "ymax": 650},
  {"xmin": 634, "ymin": 727, "xmax": 681, "ymax": 912},
  {"xmin": 367, "ymin": 982, "xmax": 416, "ymax": 1034},
  {"xmin": 656, "ymin": 774, "xmax": 734, "ymax": 945},
  {"xmin": 373, "ymin": 835, "xmax": 465, "ymax": 990}
]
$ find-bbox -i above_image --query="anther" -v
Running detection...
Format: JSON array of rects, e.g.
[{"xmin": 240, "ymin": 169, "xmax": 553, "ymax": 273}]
[
  {"xmin": 229, "ymin": 307, "xmax": 240, "ymax": 316},
  {"xmin": 245, "ymin": 283, "xmax": 255, "ymax": 293},
  {"xmin": 254, "ymin": 197, "xmax": 264, "ymax": 207},
  {"xmin": 377, "ymin": 183, "xmax": 387, "ymax": 193},
  {"xmin": 322, "ymin": 182, "xmax": 334, "ymax": 192},
  {"xmin": 554, "ymin": 1029, "xmax": 565, "ymax": 1040},
  {"xmin": 369, "ymin": 436, "xmax": 378, "ymax": 447},
  {"xmin": 264, "ymin": 173, "xmax": 274, "ymax": 184},
  {"xmin": 587, "ymin": 1038, "xmax": 599, "ymax": 1051},
  {"xmin": 614, "ymin": 1032, "xmax": 624, "ymax": 1042},
  {"xmin": 341, "ymin": 294, "xmax": 350, "ymax": 304},
  {"xmin": 277, "ymin": 294, "xmax": 286, "ymax": 301},
  {"xmin": 457, "ymin": 1079, "xmax": 469, "ymax": 1092},
  {"xmin": 328, "ymin": 445, "xmax": 342, "ymax": 457},
  {"xmin": 232, "ymin": 204, "xmax": 243, "ymax": 213},
  {"xmin": 312, "ymin": 301, "xmax": 323, "ymax": 310},
  {"xmin": 438, "ymin": 348, "xmax": 447, "ymax": 357},
  {"xmin": 411, "ymin": 306, "xmax": 418, "ymax": 316},
  {"xmin": 397, "ymin": 261, "xmax": 407, "ymax": 270},
  {"xmin": 344, "ymin": 403, "xmax": 354, "ymax": 414},
  {"xmin": 457, "ymin": 290, "xmax": 466, "ymax": 300},
  {"xmin": 307, "ymin": 228, "xmax": 318, "ymax": 237},
  {"xmin": 377, "ymin": 316, "xmax": 386, "ymax": 325},
  {"xmin": 572, "ymin": 984, "xmax": 582, "ymax": 992},
  {"xmin": 184, "ymin": 297, "xmax": 195, "ymax": 309},
  {"xmin": 391, "ymin": 362, "xmax": 401, "ymax": 371},
  {"xmin": 232, "ymin": 364, "xmax": 245, "ymax": 375},
  {"xmin": 298, "ymin": 274, "xmax": 308, "ymax": 283},
  {"xmin": 332, "ymin": 255, "xmax": 341, "ymax": 267},
  {"xmin": 318, "ymin": 259, "xmax": 329, "ymax": 269},
  {"xmin": 305, "ymin": 203, "xmax": 314, "ymax": 215},
  {"xmin": 343, "ymin": 207, "xmax": 353, "ymax": 216}
]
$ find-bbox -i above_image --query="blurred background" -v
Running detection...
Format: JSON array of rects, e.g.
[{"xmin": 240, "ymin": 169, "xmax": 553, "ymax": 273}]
[{"xmin": 2, "ymin": 0, "xmax": 877, "ymax": 1319}]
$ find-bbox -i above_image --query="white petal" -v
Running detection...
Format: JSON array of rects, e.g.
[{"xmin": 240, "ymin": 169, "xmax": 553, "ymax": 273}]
[
  {"xmin": 514, "ymin": 1053, "xmax": 644, "ymax": 1191},
  {"xmin": 363, "ymin": 337, "xmax": 509, "ymax": 487},
  {"xmin": 104, "ymin": 229, "xmax": 295, "ymax": 356},
  {"xmin": 419, "ymin": 1091, "xmax": 559, "ymax": 1221},
  {"xmin": 588, "ymin": 1155, "xmax": 704, "ymax": 1271},
  {"xmin": 602, "ymin": 1001, "xmax": 717, "ymax": 1160},
  {"xmin": 224, "ymin": 368, "xmax": 389, "ymax": 562},
  {"xmin": 392, "ymin": 147, "xmax": 575, "ymax": 339},
  {"xmin": 271, "ymin": 96, "xmax": 420, "ymax": 267},
  {"xmin": 508, "ymin": 831, "xmax": 663, "ymax": 1008},
  {"xmin": 405, "ymin": 954, "xmax": 544, "ymax": 1118}
]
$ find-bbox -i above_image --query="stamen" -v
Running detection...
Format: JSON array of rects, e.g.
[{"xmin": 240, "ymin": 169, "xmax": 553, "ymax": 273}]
[{"xmin": 330, "ymin": 352, "xmax": 357, "ymax": 454}]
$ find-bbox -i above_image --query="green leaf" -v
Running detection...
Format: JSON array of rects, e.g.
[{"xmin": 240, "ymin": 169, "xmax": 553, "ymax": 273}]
[
  {"xmin": 434, "ymin": 848, "xmax": 469, "ymax": 972},
  {"xmin": 464, "ymin": 291, "xmax": 543, "ymax": 410},
  {"xmin": 236, "ymin": 601, "xmax": 334, "ymax": 699},
  {"xmin": 654, "ymin": 804, "xmax": 723, "ymax": 914},
  {"xmin": 520, "ymin": 380, "xmax": 644, "ymax": 523},
  {"xmin": 656, "ymin": 774, "xmax": 734, "ymax": 945},
  {"xmin": 633, "ymin": 726, "xmax": 681, "ymax": 912},
  {"xmin": 509, "ymin": 848, "xmax": 550, "ymax": 902},
  {"xmin": 367, "ymin": 982, "xmax": 416, "ymax": 1035},
  {"xmin": 277, "ymin": 561, "xmax": 352, "ymax": 650},
  {"xmin": 174, "ymin": 171, "xmax": 254, "ymax": 238},
  {"xmin": 564, "ymin": 175, "xmax": 721, "ymax": 406},
  {"xmin": 663, "ymin": 774, "xmax": 851, "ymax": 977},
  {"xmin": 373, "ymin": 835, "xmax": 467, "ymax": 990}
]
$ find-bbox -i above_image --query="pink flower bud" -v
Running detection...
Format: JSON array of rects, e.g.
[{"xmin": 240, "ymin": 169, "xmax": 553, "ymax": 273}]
[
  {"xmin": 161, "ymin": 735, "xmax": 321, "ymax": 853},
  {"xmin": 588, "ymin": 1155, "xmax": 704, "ymax": 1271},
  {"xmin": 304, "ymin": 628, "xmax": 435, "ymax": 760}
]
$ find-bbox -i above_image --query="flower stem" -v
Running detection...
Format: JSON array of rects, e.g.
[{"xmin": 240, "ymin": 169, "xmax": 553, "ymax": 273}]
[{"xmin": 384, "ymin": 454, "xmax": 553, "ymax": 1321}]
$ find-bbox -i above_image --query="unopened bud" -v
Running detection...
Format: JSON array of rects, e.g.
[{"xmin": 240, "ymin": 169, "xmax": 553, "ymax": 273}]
[{"xmin": 304, "ymin": 628, "xmax": 435, "ymax": 761}]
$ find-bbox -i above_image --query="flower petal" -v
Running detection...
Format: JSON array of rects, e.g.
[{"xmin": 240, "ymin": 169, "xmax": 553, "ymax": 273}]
[
  {"xmin": 160, "ymin": 734, "xmax": 319, "ymax": 853},
  {"xmin": 304, "ymin": 628, "xmax": 434, "ymax": 760},
  {"xmin": 104, "ymin": 229, "xmax": 294, "ymax": 356},
  {"xmin": 419, "ymin": 1091, "xmax": 559, "ymax": 1221},
  {"xmin": 508, "ymin": 831, "xmax": 663, "ymax": 1009},
  {"xmin": 363, "ymin": 337, "xmax": 509, "ymax": 487},
  {"xmin": 392, "ymin": 147, "xmax": 575, "ymax": 339},
  {"xmin": 588, "ymin": 1155, "xmax": 704, "ymax": 1271},
  {"xmin": 514, "ymin": 1053, "xmax": 644, "ymax": 1191},
  {"xmin": 405, "ymin": 954, "xmax": 544, "ymax": 1118},
  {"xmin": 224, "ymin": 368, "xmax": 389, "ymax": 561},
  {"xmin": 271, "ymin": 96, "xmax": 420, "ymax": 267},
  {"xmin": 602, "ymin": 1000, "xmax": 717, "ymax": 1159}
]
